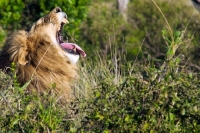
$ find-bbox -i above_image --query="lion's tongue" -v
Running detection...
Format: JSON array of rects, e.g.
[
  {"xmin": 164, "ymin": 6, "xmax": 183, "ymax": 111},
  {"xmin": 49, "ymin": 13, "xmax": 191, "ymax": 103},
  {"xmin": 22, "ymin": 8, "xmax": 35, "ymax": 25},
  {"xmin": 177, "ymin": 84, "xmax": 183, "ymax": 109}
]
[{"xmin": 61, "ymin": 43, "xmax": 86, "ymax": 57}]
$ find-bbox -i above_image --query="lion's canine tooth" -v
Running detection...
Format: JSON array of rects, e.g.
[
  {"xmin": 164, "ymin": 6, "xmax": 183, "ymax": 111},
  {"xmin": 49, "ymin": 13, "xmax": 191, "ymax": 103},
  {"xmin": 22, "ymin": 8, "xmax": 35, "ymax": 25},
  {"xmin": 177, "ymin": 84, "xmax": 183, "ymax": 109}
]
[
  {"xmin": 73, "ymin": 47, "xmax": 76, "ymax": 52},
  {"xmin": 62, "ymin": 18, "xmax": 69, "ymax": 24}
]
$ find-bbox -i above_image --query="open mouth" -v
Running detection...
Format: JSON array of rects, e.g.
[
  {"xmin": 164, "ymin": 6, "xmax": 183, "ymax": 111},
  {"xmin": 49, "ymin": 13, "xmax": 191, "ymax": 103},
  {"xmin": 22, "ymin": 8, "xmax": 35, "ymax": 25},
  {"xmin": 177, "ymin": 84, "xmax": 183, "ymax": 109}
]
[
  {"xmin": 56, "ymin": 18, "xmax": 86, "ymax": 57},
  {"xmin": 56, "ymin": 18, "xmax": 68, "ymax": 44}
]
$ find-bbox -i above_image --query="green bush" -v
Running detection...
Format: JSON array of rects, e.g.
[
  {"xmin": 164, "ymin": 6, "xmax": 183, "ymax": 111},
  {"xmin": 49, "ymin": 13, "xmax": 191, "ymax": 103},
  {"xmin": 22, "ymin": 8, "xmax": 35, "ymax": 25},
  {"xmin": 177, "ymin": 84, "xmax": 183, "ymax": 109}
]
[
  {"xmin": 0, "ymin": 68, "xmax": 73, "ymax": 132},
  {"xmin": 80, "ymin": 71, "xmax": 200, "ymax": 132},
  {"xmin": 77, "ymin": 27, "xmax": 200, "ymax": 132},
  {"xmin": 0, "ymin": 0, "xmax": 90, "ymax": 45}
]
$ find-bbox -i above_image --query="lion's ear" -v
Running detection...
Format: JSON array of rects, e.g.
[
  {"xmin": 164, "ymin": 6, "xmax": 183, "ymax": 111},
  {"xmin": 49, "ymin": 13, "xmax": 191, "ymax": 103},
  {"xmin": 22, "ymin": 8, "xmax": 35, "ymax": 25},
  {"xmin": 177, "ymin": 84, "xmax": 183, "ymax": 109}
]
[{"xmin": 18, "ymin": 47, "xmax": 31, "ymax": 66}]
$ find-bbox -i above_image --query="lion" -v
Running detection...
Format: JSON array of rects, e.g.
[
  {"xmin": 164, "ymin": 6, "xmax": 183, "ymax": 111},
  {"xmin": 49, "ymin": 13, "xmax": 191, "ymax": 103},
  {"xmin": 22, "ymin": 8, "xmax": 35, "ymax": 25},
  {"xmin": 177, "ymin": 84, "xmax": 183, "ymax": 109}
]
[{"xmin": 0, "ymin": 7, "xmax": 86, "ymax": 102}]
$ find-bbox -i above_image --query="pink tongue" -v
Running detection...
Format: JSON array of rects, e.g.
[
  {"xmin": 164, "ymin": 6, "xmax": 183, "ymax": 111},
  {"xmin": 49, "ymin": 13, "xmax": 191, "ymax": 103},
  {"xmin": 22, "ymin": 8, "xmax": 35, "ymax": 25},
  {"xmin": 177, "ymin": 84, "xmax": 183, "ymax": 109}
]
[{"xmin": 61, "ymin": 43, "xmax": 86, "ymax": 57}]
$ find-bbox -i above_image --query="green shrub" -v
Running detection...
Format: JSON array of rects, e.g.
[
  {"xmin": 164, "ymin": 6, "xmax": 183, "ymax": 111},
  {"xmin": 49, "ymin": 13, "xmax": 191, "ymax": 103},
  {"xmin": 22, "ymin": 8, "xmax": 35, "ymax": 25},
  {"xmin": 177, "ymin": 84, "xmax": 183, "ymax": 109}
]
[
  {"xmin": 0, "ymin": 69, "xmax": 72, "ymax": 132},
  {"xmin": 80, "ymin": 71, "xmax": 200, "ymax": 132},
  {"xmin": 78, "ymin": 28, "xmax": 200, "ymax": 132},
  {"xmin": 0, "ymin": 0, "xmax": 90, "ymax": 45}
]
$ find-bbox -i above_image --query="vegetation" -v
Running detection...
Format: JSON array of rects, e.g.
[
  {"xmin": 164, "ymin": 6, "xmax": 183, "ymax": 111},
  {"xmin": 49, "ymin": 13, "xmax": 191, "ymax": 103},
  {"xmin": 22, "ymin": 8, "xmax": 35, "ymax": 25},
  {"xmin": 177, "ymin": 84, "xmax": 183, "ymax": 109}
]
[
  {"xmin": 0, "ymin": 0, "xmax": 90, "ymax": 46},
  {"xmin": 1, "ymin": 0, "xmax": 200, "ymax": 132}
]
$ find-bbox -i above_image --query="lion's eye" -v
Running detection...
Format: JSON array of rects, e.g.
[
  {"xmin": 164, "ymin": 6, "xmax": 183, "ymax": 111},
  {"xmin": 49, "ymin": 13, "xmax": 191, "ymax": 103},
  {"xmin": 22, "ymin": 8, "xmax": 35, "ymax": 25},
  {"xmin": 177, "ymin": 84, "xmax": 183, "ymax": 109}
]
[{"xmin": 55, "ymin": 8, "xmax": 62, "ymax": 13}]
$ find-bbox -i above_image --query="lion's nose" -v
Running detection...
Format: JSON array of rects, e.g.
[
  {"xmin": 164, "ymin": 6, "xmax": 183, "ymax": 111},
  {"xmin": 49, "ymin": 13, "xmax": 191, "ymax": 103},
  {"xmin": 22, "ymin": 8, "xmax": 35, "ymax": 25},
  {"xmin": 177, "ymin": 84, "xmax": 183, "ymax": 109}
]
[{"xmin": 63, "ymin": 12, "xmax": 67, "ymax": 19}]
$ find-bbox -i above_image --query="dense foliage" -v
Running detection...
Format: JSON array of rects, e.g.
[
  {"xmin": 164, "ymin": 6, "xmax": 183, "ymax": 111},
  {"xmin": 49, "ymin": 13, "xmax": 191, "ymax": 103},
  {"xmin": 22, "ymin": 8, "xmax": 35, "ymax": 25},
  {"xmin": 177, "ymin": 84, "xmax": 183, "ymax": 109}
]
[
  {"xmin": 0, "ymin": 0, "xmax": 90, "ymax": 46},
  {"xmin": 1, "ymin": 0, "xmax": 200, "ymax": 132}
]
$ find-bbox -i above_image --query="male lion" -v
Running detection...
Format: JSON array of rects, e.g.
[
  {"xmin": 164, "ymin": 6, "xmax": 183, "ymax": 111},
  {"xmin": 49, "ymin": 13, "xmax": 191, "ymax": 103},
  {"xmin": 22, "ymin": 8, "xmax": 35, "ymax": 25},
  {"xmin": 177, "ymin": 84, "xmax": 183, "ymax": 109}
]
[{"xmin": 0, "ymin": 7, "xmax": 86, "ymax": 102}]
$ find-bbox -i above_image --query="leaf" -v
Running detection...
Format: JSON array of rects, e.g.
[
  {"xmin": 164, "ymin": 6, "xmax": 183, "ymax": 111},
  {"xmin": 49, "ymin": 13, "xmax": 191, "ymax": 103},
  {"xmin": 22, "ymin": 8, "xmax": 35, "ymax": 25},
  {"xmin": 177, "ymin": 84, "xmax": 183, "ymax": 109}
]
[
  {"xmin": 11, "ymin": 118, "xmax": 19, "ymax": 127},
  {"xmin": 125, "ymin": 115, "xmax": 130, "ymax": 122},
  {"xmin": 20, "ymin": 80, "xmax": 31, "ymax": 90},
  {"xmin": 174, "ymin": 30, "xmax": 181, "ymax": 38},
  {"xmin": 189, "ymin": 73, "xmax": 193, "ymax": 79},
  {"xmin": 95, "ymin": 112, "xmax": 104, "ymax": 120},
  {"xmin": 162, "ymin": 29, "xmax": 167, "ymax": 36},
  {"xmin": 169, "ymin": 113, "xmax": 174, "ymax": 121},
  {"xmin": 103, "ymin": 129, "xmax": 110, "ymax": 133},
  {"xmin": 69, "ymin": 0, "xmax": 73, "ymax": 4},
  {"xmin": 181, "ymin": 108, "xmax": 185, "ymax": 115}
]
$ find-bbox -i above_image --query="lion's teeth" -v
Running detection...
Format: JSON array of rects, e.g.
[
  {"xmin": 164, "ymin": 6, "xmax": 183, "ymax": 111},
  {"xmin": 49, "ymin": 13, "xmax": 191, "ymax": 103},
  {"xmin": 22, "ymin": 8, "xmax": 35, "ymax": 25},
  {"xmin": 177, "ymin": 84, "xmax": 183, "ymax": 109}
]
[
  {"xmin": 62, "ymin": 18, "xmax": 69, "ymax": 24},
  {"xmin": 59, "ymin": 36, "xmax": 63, "ymax": 41}
]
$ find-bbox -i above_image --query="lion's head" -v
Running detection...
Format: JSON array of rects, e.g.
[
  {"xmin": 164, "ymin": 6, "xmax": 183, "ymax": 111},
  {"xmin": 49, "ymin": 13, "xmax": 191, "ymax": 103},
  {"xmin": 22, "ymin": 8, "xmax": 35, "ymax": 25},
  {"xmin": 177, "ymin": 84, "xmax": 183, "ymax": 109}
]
[{"xmin": 27, "ymin": 7, "xmax": 86, "ymax": 64}]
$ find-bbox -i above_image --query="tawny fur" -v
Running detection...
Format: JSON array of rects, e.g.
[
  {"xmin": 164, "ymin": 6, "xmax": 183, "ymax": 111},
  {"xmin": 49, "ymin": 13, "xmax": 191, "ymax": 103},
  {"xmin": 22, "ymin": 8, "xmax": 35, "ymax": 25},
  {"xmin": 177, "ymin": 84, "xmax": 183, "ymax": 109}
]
[{"xmin": 0, "ymin": 7, "xmax": 78, "ymax": 102}]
